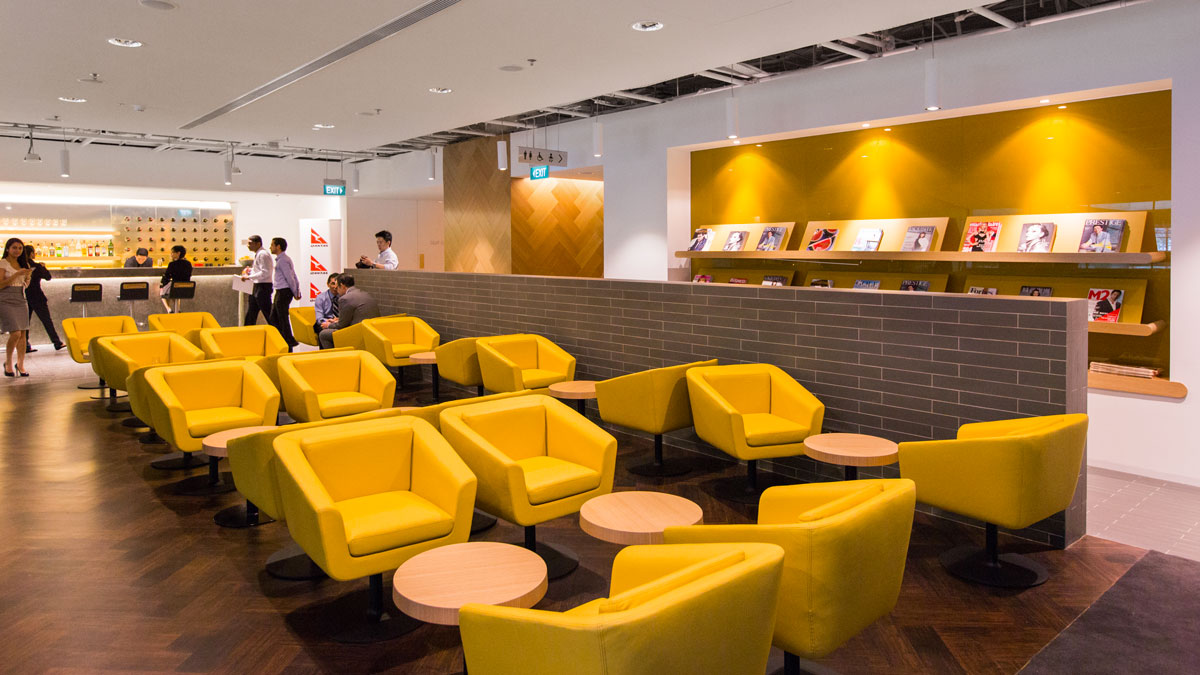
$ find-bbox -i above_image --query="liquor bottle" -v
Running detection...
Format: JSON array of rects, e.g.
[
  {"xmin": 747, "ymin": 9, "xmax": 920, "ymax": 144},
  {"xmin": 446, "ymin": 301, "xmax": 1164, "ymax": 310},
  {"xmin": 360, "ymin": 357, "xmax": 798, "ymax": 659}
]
[
  {"xmin": 156, "ymin": 257, "xmax": 164, "ymax": 266},
  {"xmin": 107, "ymin": 239, "xmax": 114, "ymax": 257}
]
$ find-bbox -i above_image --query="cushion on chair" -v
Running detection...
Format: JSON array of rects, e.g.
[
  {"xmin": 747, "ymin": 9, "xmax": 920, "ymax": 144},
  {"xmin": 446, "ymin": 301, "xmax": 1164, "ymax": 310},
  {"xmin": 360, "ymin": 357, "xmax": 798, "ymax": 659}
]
[
  {"xmin": 597, "ymin": 550, "xmax": 747, "ymax": 613},
  {"xmin": 521, "ymin": 368, "xmax": 566, "ymax": 388},
  {"xmin": 391, "ymin": 343, "xmax": 425, "ymax": 358},
  {"xmin": 338, "ymin": 491, "xmax": 455, "ymax": 556},
  {"xmin": 185, "ymin": 407, "xmax": 263, "ymax": 437},
  {"xmin": 742, "ymin": 413, "xmax": 810, "ymax": 447},
  {"xmin": 518, "ymin": 456, "xmax": 602, "ymax": 505},
  {"xmin": 797, "ymin": 484, "xmax": 885, "ymax": 522},
  {"xmin": 317, "ymin": 392, "xmax": 381, "ymax": 418},
  {"xmin": 705, "ymin": 370, "xmax": 771, "ymax": 412}
]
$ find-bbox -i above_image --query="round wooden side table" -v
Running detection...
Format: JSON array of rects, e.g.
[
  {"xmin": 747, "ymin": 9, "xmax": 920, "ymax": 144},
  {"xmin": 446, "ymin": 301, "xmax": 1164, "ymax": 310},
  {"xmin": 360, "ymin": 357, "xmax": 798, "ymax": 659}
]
[
  {"xmin": 408, "ymin": 351, "xmax": 440, "ymax": 402},
  {"xmin": 580, "ymin": 491, "xmax": 704, "ymax": 545},
  {"xmin": 548, "ymin": 380, "xmax": 597, "ymax": 415},
  {"xmin": 803, "ymin": 433, "xmax": 899, "ymax": 480},
  {"xmin": 202, "ymin": 425, "xmax": 276, "ymax": 526}
]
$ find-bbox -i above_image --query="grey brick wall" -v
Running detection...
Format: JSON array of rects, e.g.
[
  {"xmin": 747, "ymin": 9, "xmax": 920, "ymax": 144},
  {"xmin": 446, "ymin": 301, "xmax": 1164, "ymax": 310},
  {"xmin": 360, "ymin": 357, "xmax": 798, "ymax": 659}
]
[{"xmin": 354, "ymin": 270, "xmax": 1089, "ymax": 547}]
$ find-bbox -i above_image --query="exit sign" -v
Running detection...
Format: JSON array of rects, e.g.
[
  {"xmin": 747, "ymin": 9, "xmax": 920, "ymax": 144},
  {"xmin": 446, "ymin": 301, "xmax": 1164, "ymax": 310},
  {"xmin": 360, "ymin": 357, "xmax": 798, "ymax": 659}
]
[
  {"xmin": 530, "ymin": 165, "xmax": 550, "ymax": 180},
  {"xmin": 323, "ymin": 179, "xmax": 346, "ymax": 196}
]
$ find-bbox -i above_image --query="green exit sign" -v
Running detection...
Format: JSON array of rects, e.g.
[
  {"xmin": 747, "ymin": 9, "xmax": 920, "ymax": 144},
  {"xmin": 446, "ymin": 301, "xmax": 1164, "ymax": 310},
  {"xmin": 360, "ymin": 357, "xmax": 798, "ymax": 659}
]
[
  {"xmin": 530, "ymin": 165, "xmax": 550, "ymax": 180},
  {"xmin": 323, "ymin": 179, "xmax": 346, "ymax": 196}
]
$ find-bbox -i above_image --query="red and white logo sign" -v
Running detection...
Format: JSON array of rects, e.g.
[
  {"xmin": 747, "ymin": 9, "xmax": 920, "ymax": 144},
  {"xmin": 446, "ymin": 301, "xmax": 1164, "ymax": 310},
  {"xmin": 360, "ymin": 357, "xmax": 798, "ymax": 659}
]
[
  {"xmin": 310, "ymin": 229, "xmax": 328, "ymax": 245},
  {"xmin": 309, "ymin": 282, "xmax": 321, "ymax": 300},
  {"xmin": 310, "ymin": 256, "xmax": 327, "ymax": 272}
]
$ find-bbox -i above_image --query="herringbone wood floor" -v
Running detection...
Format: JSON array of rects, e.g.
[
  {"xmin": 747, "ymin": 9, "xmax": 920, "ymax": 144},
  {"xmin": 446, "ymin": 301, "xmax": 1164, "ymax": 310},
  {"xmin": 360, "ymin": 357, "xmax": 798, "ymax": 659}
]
[{"xmin": 0, "ymin": 374, "xmax": 1144, "ymax": 673}]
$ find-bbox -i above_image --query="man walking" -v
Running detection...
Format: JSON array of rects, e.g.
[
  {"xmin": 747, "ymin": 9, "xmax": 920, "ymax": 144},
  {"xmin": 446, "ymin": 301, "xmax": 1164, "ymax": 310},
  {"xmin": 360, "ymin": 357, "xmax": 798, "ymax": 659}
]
[
  {"xmin": 268, "ymin": 237, "xmax": 300, "ymax": 350},
  {"xmin": 240, "ymin": 235, "xmax": 273, "ymax": 326},
  {"xmin": 317, "ymin": 273, "xmax": 379, "ymax": 349}
]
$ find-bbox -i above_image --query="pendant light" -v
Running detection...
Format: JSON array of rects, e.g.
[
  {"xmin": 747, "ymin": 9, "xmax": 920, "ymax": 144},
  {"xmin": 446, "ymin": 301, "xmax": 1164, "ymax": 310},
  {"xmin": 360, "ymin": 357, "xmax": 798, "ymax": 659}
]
[
  {"xmin": 725, "ymin": 95, "xmax": 740, "ymax": 140},
  {"xmin": 427, "ymin": 148, "xmax": 436, "ymax": 181},
  {"xmin": 350, "ymin": 164, "xmax": 360, "ymax": 193},
  {"xmin": 59, "ymin": 128, "xmax": 70, "ymax": 178},
  {"xmin": 23, "ymin": 125, "xmax": 41, "ymax": 163},
  {"xmin": 592, "ymin": 119, "xmax": 603, "ymax": 158},
  {"xmin": 924, "ymin": 19, "xmax": 941, "ymax": 111},
  {"xmin": 223, "ymin": 156, "xmax": 233, "ymax": 186},
  {"xmin": 497, "ymin": 139, "xmax": 508, "ymax": 171}
]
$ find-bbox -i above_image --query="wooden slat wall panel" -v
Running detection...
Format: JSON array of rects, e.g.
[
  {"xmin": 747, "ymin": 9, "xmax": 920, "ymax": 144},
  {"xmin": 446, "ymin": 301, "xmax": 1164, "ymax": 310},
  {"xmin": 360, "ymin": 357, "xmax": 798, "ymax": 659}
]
[
  {"xmin": 511, "ymin": 176, "xmax": 604, "ymax": 277},
  {"xmin": 443, "ymin": 135, "xmax": 511, "ymax": 273}
]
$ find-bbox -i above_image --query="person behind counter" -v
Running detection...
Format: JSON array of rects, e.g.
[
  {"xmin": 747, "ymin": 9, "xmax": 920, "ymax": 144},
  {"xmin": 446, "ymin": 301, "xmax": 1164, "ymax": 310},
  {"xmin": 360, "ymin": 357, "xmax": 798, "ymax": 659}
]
[
  {"xmin": 159, "ymin": 245, "xmax": 193, "ymax": 313},
  {"xmin": 124, "ymin": 247, "xmax": 152, "ymax": 268},
  {"xmin": 268, "ymin": 237, "xmax": 300, "ymax": 351},
  {"xmin": 240, "ymin": 234, "xmax": 273, "ymax": 326},
  {"xmin": 20, "ymin": 246, "xmax": 64, "ymax": 352},
  {"xmin": 357, "ymin": 230, "xmax": 398, "ymax": 270},
  {"xmin": 0, "ymin": 238, "xmax": 32, "ymax": 376},
  {"xmin": 317, "ymin": 273, "xmax": 379, "ymax": 349}
]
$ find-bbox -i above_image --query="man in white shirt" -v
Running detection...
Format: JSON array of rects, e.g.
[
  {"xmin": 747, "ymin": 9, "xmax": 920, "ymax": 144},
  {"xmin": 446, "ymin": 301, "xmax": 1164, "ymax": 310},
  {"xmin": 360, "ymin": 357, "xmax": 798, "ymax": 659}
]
[
  {"xmin": 359, "ymin": 230, "xmax": 398, "ymax": 270},
  {"xmin": 240, "ymin": 235, "xmax": 274, "ymax": 326}
]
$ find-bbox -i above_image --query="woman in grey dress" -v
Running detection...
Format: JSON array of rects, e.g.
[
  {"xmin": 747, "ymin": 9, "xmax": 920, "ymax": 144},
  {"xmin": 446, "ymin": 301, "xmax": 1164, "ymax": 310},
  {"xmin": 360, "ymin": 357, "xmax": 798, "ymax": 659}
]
[{"xmin": 0, "ymin": 237, "xmax": 32, "ymax": 376}]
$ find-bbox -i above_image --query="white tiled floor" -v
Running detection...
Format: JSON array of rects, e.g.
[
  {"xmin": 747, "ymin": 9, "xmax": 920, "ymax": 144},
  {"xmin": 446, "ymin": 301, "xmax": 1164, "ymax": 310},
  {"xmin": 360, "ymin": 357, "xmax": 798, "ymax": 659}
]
[{"xmin": 1087, "ymin": 466, "xmax": 1200, "ymax": 561}]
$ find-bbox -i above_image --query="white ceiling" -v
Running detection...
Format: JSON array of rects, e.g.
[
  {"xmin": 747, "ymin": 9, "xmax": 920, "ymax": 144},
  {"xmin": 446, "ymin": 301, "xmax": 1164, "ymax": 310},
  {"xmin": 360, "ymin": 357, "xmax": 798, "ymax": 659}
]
[{"xmin": 2, "ymin": 0, "xmax": 979, "ymax": 152}]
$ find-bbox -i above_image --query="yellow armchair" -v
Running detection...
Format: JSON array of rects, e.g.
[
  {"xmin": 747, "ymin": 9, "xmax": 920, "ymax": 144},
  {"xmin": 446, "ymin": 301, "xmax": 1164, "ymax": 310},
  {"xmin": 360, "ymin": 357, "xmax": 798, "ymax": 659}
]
[
  {"xmin": 94, "ymin": 332, "xmax": 206, "ymax": 394},
  {"xmin": 62, "ymin": 316, "xmax": 139, "ymax": 391},
  {"xmin": 434, "ymin": 337, "xmax": 484, "ymax": 396},
  {"xmin": 687, "ymin": 364, "xmax": 825, "ymax": 502},
  {"xmin": 595, "ymin": 359, "xmax": 716, "ymax": 477},
  {"xmin": 362, "ymin": 316, "xmax": 440, "ymax": 368},
  {"xmin": 476, "ymin": 334, "xmax": 576, "ymax": 393},
  {"xmin": 330, "ymin": 312, "xmax": 407, "ymax": 350},
  {"xmin": 256, "ymin": 346, "xmax": 352, "ymax": 393},
  {"xmin": 147, "ymin": 311, "xmax": 220, "ymax": 346},
  {"xmin": 143, "ymin": 361, "xmax": 280, "ymax": 472},
  {"xmin": 277, "ymin": 350, "xmax": 396, "ymax": 423},
  {"xmin": 460, "ymin": 542, "xmax": 784, "ymax": 675},
  {"xmin": 273, "ymin": 416, "xmax": 476, "ymax": 641},
  {"xmin": 126, "ymin": 358, "xmax": 239, "ymax": 450},
  {"xmin": 440, "ymin": 394, "xmax": 616, "ymax": 578},
  {"xmin": 899, "ymin": 414, "xmax": 1088, "ymax": 588},
  {"xmin": 198, "ymin": 325, "xmax": 288, "ymax": 361},
  {"xmin": 664, "ymin": 479, "xmax": 916, "ymax": 671},
  {"xmin": 289, "ymin": 306, "xmax": 318, "ymax": 347}
]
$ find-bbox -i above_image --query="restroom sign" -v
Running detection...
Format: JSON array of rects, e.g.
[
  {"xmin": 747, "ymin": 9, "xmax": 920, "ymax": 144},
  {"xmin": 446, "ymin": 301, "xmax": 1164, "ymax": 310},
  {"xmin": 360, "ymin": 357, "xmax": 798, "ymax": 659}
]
[{"xmin": 517, "ymin": 146, "xmax": 568, "ymax": 167}]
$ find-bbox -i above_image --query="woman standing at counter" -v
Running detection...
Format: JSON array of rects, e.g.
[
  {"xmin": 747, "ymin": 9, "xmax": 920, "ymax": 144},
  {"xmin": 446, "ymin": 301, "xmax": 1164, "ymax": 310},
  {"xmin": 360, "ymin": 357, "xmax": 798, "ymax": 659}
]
[
  {"xmin": 20, "ymin": 246, "xmax": 64, "ymax": 352},
  {"xmin": 159, "ymin": 245, "xmax": 193, "ymax": 313},
  {"xmin": 0, "ymin": 238, "xmax": 32, "ymax": 376}
]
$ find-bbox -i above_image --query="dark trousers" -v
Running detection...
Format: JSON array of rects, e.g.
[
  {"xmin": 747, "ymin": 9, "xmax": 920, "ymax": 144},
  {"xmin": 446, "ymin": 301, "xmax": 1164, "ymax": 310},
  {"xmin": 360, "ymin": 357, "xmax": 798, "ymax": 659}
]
[
  {"xmin": 269, "ymin": 288, "xmax": 297, "ymax": 348},
  {"xmin": 27, "ymin": 299, "xmax": 62, "ymax": 347},
  {"xmin": 244, "ymin": 283, "xmax": 272, "ymax": 326}
]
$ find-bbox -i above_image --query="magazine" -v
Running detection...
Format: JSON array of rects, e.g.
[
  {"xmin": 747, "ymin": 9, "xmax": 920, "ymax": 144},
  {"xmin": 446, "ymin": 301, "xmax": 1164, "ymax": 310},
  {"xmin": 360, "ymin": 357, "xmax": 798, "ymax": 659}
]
[
  {"xmin": 756, "ymin": 226, "xmax": 788, "ymax": 251},
  {"xmin": 807, "ymin": 228, "xmax": 839, "ymax": 251},
  {"xmin": 1017, "ymin": 222, "xmax": 1056, "ymax": 253},
  {"xmin": 728, "ymin": 277, "xmax": 748, "ymax": 284},
  {"xmin": 851, "ymin": 228, "xmax": 883, "ymax": 251},
  {"xmin": 899, "ymin": 280, "xmax": 930, "ymax": 292},
  {"xmin": 1078, "ymin": 218, "xmax": 1127, "ymax": 253},
  {"xmin": 809, "ymin": 279, "xmax": 835, "ymax": 288},
  {"xmin": 852, "ymin": 280, "xmax": 881, "ymax": 290},
  {"xmin": 967, "ymin": 286, "xmax": 998, "ymax": 295},
  {"xmin": 962, "ymin": 222, "xmax": 1001, "ymax": 252},
  {"xmin": 901, "ymin": 225, "xmax": 936, "ymax": 252},
  {"xmin": 1087, "ymin": 288, "xmax": 1124, "ymax": 322},
  {"xmin": 688, "ymin": 228, "xmax": 713, "ymax": 252},
  {"xmin": 761, "ymin": 275, "xmax": 788, "ymax": 287},
  {"xmin": 723, "ymin": 230, "xmax": 749, "ymax": 252},
  {"xmin": 692, "ymin": 274, "xmax": 712, "ymax": 283},
  {"xmin": 1020, "ymin": 286, "xmax": 1052, "ymax": 297}
]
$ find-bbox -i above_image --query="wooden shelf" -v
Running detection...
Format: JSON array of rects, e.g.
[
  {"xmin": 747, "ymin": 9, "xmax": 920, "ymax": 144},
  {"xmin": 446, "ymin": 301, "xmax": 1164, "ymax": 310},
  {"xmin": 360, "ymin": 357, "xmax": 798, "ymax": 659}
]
[
  {"xmin": 676, "ymin": 250, "xmax": 1168, "ymax": 264},
  {"xmin": 1088, "ymin": 372, "xmax": 1188, "ymax": 399},
  {"xmin": 1088, "ymin": 320, "xmax": 1166, "ymax": 337}
]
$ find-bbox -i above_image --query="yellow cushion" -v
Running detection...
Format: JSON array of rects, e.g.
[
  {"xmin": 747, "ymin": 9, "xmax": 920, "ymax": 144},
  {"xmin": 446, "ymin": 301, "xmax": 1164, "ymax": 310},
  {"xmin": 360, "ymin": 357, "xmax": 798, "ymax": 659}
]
[
  {"xmin": 742, "ymin": 413, "xmax": 809, "ymax": 447},
  {"xmin": 598, "ymin": 550, "xmax": 746, "ymax": 613},
  {"xmin": 518, "ymin": 455, "xmax": 601, "ymax": 505},
  {"xmin": 797, "ymin": 485, "xmax": 885, "ymax": 522},
  {"xmin": 185, "ymin": 407, "xmax": 263, "ymax": 437},
  {"xmin": 338, "ymin": 491, "xmax": 455, "ymax": 556},
  {"xmin": 391, "ymin": 343, "xmax": 425, "ymax": 358},
  {"xmin": 522, "ymin": 368, "xmax": 566, "ymax": 388},
  {"xmin": 317, "ymin": 392, "xmax": 380, "ymax": 418}
]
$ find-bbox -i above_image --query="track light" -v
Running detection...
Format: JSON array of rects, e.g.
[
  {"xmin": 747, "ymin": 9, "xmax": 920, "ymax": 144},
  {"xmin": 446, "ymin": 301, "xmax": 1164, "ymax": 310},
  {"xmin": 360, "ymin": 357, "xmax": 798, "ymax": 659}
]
[
  {"xmin": 23, "ymin": 126, "xmax": 41, "ymax": 163},
  {"xmin": 923, "ymin": 58, "xmax": 941, "ymax": 111},
  {"xmin": 350, "ymin": 164, "xmax": 360, "ymax": 192},
  {"xmin": 725, "ymin": 96, "xmax": 739, "ymax": 139},
  {"xmin": 497, "ymin": 140, "xmax": 508, "ymax": 171},
  {"xmin": 427, "ymin": 149, "xmax": 436, "ymax": 181},
  {"xmin": 592, "ymin": 119, "xmax": 603, "ymax": 158},
  {"xmin": 59, "ymin": 148, "xmax": 70, "ymax": 178}
]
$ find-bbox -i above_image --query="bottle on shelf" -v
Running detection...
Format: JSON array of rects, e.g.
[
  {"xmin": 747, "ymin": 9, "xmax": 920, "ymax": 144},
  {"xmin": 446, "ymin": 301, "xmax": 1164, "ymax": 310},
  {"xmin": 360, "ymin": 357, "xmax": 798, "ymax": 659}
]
[{"xmin": 107, "ymin": 239, "xmax": 114, "ymax": 257}]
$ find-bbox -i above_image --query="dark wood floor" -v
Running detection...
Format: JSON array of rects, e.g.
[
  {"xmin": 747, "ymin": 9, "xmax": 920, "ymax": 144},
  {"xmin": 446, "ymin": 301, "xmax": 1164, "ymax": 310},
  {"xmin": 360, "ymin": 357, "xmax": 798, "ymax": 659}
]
[{"xmin": 0, "ymin": 374, "xmax": 1145, "ymax": 674}]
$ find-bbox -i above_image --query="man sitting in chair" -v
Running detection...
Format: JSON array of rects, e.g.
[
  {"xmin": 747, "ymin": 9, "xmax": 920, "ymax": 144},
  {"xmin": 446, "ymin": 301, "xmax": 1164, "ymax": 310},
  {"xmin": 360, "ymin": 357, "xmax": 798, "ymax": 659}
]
[{"xmin": 317, "ymin": 273, "xmax": 380, "ymax": 349}]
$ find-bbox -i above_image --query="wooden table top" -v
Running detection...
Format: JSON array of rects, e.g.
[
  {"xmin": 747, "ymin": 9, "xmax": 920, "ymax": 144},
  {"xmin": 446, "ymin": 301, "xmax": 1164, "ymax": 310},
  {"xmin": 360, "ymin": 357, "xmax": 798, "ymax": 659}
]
[
  {"xmin": 391, "ymin": 542, "xmax": 547, "ymax": 626},
  {"xmin": 803, "ymin": 433, "xmax": 899, "ymax": 468},
  {"xmin": 548, "ymin": 380, "xmax": 598, "ymax": 400},
  {"xmin": 580, "ymin": 491, "xmax": 703, "ymax": 545},
  {"xmin": 408, "ymin": 351, "xmax": 437, "ymax": 365},
  {"xmin": 201, "ymin": 426, "xmax": 276, "ymax": 458},
  {"xmin": 397, "ymin": 406, "xmax": 420, "ymax": 412}
]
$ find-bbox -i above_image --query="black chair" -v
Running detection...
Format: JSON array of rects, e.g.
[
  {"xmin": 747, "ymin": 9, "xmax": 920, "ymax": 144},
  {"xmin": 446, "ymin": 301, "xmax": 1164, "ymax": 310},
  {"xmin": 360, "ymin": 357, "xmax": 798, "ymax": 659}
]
[
  {"xmin": 71, "ymin": 283, "xmax": 107, "ymax": 394},
  {"xmin": 167, "ymin": 280, "xmax": 196, "ymax": 313}
]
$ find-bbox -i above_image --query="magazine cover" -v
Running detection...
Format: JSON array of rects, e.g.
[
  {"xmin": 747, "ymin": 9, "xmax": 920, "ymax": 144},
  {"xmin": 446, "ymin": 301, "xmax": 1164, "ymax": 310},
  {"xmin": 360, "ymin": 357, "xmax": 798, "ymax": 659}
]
[
  {"xmin": 1020, "ymin": 285, "xmax": 1053, "ymax": 297},
  {"xmin": 723, "ymin": 230, "xmax": 749, "ymax": 252},
  {"xmin": 807, "ymin": 228, "xmax": 839, "ymax": 251},
  {"xmin": 1078, "ymin": 218, "xmax": 1126, "ymax": 253},
  {"xmin": 901, "ymin": 225, "xmax": 936, "ymax": 252},
  {"xmin": 962, "ymin": 222, "xmax": 1001, "ymax": 252},
  {"xmin": 967, "ymin": 286, "xmax": 998, "ymax": 295},
  {"xmin": 899, "ymin": 280, "xmax": 931, "ymax": 292},
  {"xmin": 756, "ymin": 226, "xmax": 788, "ymax": 251},
  {"xmin": 1017, "ymin": 222, "xmax": 1056, "ymax": 253},
  {"xmin": 851, "ymin": 228, "xmax": 883, "ymax": 252},
  {"xmin": 809, "ymin": 279, "xmax": 834, "ymax": 288},
  {"xmin": 688, "ymin": 228, "xmax": 713, "ymax": 252},
  {"xmin": 852, "ymin": 280, "xmax": 881, "ymax": 290},
  {"xmin": 728, "ymin": 277, "xmax": 748, "ymax": 284},
  {"xmin": 692, "ymin": 274, "xmax": 712, "ymax": 283},
  {"xmin": 1087, "ymin": 288, "xmax": 1124, "ymax": 322},
  {"xmin": 761, "ymin": 275, "xmax": 787, "ymax": 287}
]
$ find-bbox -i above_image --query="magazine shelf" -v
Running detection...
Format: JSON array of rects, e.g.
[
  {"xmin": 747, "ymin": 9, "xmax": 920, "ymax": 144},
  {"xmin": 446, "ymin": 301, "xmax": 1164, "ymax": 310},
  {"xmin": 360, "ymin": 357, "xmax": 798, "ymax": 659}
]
[
  {"xmin": 1087, "ymin": 372, "xmax": 1187, "ymax": 399},
  {"xmin": 674, "ymin": 250, "xmax": 1168, "ymax": 265},
  {"xmin": 1087, "ymin": 320, "xmax": 1166, "ymax": 337}
]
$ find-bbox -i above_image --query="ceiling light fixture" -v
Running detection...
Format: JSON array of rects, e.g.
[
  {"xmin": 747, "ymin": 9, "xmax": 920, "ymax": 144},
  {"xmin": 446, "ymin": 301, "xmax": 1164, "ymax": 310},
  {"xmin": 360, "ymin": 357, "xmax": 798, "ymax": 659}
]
[
  {"xmin": 592, "ymin": 119, "xmax": 603, "ymax": 158},
  {"xmin": 1039, "ymin": 98, "xmax": 1051, "ymax": 104},
  {"xmin": 861, "ymin": 123, "xmax": 870, "ymax": 128},
  {"xmin": 427, "ymin": 149, "xmax": 436, "ymax": 181},
  {"xmin": 631, "ymin": 20, "xmax": 664, "ymax": 32},
  {"xmin": 23, "ymin": 126, "xmax": 41, "ymax": 163},
  {"xmin": 223, "ymin": 156, "xmax": 233, "ymax": 186},
  {"xmin": 107, "ymin": 37, "xmax": 143, "ymax": 48},
  {"xmin": 77, "ymin": 73, "xmax": 103, "ymax": 84},
  {"xmin": 350, "ymin": 164, "xmax": 360, "ymax": 193},
  {"xmin": 725, "ymin": 96, "xmax": 739, "ymax": 140},
  {"xmin": 313, "ymin": 123, "xmax": 335, "ymax": 129},
  {"xmin": 923, "ymin": 19, "xmax": 941, "ymax": 111},
  {"xmin": 59, "ymin": 147, "xmax": 71, "ymax": 178},
  {"xmin": 497, "ymin": 140, "xmax": 508, "ymax": 171},
  {"xmin": 428, "ymin": 87, "xmax": 452, "ymax": 94},
  {"xmin": 58, "ymin": 96, "xmax": 87, "ymax": 103},
  {"xmin": 139, "ymin": 0, "xmax": 179, "ymax": 10}
]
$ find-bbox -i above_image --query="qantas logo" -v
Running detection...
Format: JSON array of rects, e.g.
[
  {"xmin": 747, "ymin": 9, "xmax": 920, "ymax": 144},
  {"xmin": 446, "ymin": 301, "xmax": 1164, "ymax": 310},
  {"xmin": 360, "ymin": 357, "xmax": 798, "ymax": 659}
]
[
  {"xmin": 310, "ymin": 256, "xmax": 327, "ymax": 272},
  {"xmin": 309, "ymin": 283, "xmax": 321, "ymax": 299},
  {"xmin": 310, "ymin": 229, "xmax": 328, "ymax": 245}
]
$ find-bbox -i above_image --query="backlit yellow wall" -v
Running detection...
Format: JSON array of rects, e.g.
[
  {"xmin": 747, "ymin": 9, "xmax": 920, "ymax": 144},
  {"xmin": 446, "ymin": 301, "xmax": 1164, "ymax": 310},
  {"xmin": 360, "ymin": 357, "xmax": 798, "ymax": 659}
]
[{"xmin": 511, "ymin": 176, "xmax": 604, "ymax": 278}]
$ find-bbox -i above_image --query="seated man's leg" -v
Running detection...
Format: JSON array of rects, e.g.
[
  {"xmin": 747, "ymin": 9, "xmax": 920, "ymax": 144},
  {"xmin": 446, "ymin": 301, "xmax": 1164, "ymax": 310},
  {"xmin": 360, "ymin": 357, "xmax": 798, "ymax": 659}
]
[{"xmin": 318, "ymin": 328, "xmax": 335, "ymax": 349}]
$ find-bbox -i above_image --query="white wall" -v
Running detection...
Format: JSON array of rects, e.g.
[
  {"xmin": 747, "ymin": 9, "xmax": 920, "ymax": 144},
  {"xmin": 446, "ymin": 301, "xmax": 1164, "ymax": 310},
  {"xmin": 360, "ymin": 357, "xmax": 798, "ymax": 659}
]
[{"xmin": 345, "ymin": 197, "xmax": 445, "ymax": 271}]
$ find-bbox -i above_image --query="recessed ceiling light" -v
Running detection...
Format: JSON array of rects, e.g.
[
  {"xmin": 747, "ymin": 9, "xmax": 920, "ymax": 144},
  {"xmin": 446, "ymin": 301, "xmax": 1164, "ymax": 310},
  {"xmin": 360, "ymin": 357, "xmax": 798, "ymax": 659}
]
[
  {"xmin": 1058, "ymin": 105, "xmax": 1067, "ymax": 109},
  {"xmin": 428, "ymin": 87, "xmax": 453, "ymax": 94},
  {"xmin": 139, "ymin": 0, "xmax": 178, "ymax": 10},
  {"xmin": 58, "ymin": 96, "xmax": 87, "ymax": 103},
  {"xmin": 1039, "ymin": 99, "xmax": 1050, "ymax": 104},
  {"xmin": 107, "ymin": 38, "xmax": 143, "ymax": 48},
  {"xmin": 925, "ymin": 105, "xmax": 941, "ymax": 111},
  {"xmin": 631, "ymin": 20, "xmax": 664, "ymax": 32},
  {"xmin": 312, "ymin": 123, "xmax": 335, "ymax": 129}
]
